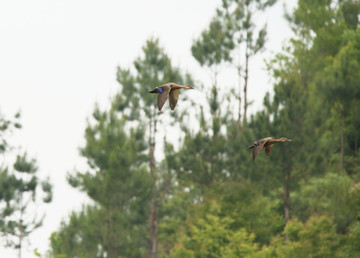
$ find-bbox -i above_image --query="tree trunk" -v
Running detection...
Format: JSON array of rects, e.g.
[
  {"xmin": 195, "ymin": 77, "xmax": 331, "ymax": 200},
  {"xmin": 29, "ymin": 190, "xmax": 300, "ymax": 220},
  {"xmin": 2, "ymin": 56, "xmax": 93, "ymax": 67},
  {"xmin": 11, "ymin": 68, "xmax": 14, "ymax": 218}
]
[
  {"xmin": 147, "ymin": 106, "xmax": 158, "ymax": 258},
  {"xmin": 150, "ymin": 108, "xmax": 157, "ymax": 174},
  {"xmin": 355, "ymin": 107, "xmax": 358, "ymax": 156},
  {"xmin": 243, "ymin": 49, "xmax": 250, "ymax": 125},
  {"xmin": 237, "ymin": 64, "xmax": 242, "ymax": 130},
  {"xmin": 148, "ymin": 188, "xmax": 158, "ymax": 258},
  {"xmin": 18, "ymin": 195, "xmax": 23, "ymax": 258},
  {"xmin": 340, "ymin": 111, "xmax": 344, "ymax": 173},
  {"xmin": 105, "ymin": 205, "xmax": 119, "ymax": 258},
  {"xmin": 106, "ymin": 245, "xmax": 119, "ymax": 258},
  {"xmin": 284, "ymin": 173, "xmax": 290, "ymax": 242},
  {"xmin": 18, "ymin": 220, "xmax": 22, "ymax": 258}
]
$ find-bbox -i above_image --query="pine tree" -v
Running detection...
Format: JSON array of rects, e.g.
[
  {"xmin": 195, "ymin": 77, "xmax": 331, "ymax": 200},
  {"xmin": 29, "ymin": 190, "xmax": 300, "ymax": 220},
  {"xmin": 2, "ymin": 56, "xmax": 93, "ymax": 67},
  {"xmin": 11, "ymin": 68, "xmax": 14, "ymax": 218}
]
[
  {"xmin": 115, "ymin": 38, "xmax": 191, "ymax": 258},
  {"xmin": 0, "ymin": 153, "xmax": 52, "ymax": 258}
]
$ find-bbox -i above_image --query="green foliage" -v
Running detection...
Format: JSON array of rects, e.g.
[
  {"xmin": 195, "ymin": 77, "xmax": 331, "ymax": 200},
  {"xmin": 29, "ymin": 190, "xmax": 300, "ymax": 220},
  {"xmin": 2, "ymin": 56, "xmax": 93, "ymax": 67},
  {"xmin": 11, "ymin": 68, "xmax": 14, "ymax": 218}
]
[
  {"xmin": 192, "ymin": 0, "xmax": 277, "ymax": 125},
  {"xmin": 318, "ymin": 35, "xmax": 360, "ymax": 108},
  {"xmin": 0, "ymin": 111, "xmax": 21, "ymax": 153},
  {"xmin": 49, "ymin": 1, "xmax": 360, "ymax": 257},
  {"xmin": 293, "ymin": 173, "xmax": 360, "ymax": 232},
  {"xmin": 55, "ymin": 108, "xmax": 151, "ymax": 257},
  {"xmin": 170, "ymin": 200, "xmax": 258, "ymax": 258},
  {"xmin": 211, "ymin": 181, "xmax": 284, "ymax": 244},
  {"xmin": 171, "ymin": 130, "xmax": 228, "ymax": 188},
  {"xmin": 311, "ymin": 24, "xmax": 360, "ymax": 173},
  {"xmin": 71, "ymin": 108, "xmax": 150, "ymax": 207},
  {"xmin": 191, "ymin": 17, "xmax": 234, "ymax": 67},
  {"xmin": 50, "ymin": 205, "xmax": 148, "ymax": 258},
  {"xmin": 51, "ymin": 38, "xmax": 193, "ymax": 257},
  {"xmin": 296, "ymin": 216, "xmax": 341, "ymax": 257},
  {"xmin": 0, "ymin": 152, "xmax": 52, "ymax": 255},
  {"xmin": 165, "ymin": 0, "xmax": 360, "ymax": 256},
  {"xmin": 157, "ymin": 188, "xmax": 194, "ymax": 256},
  {"xmin": 0, "ymin": 111, "xmax": 51, "ymax": 255},
  {"xmin": 255, "ymin": 215, "xmax": 343, "ymax": 258},
  {"xmin": 344, "ymin": 221, "xmax": 360, "ymax": 257},
  {"xmin": 219, "ymin": 0, "xmax": 276, "ymax": 52}
]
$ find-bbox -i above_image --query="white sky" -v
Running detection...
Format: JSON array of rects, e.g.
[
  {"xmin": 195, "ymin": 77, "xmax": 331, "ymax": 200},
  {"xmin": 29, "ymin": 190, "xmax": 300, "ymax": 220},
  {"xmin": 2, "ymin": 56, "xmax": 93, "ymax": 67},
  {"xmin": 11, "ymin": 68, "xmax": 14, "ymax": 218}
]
[{"xmin": 0, "ymin": 0, "xmax": 296, "ymax": 257}]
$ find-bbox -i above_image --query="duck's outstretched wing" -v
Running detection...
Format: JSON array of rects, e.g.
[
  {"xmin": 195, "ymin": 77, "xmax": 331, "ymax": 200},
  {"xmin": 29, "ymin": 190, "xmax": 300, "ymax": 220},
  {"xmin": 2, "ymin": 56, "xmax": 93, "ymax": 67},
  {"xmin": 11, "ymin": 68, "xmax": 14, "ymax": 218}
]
[
  {"xmin": 265, "ymin": 145, "xmax": 274, "ymax": 156},
  {"xmin": 252, "ymin": 138, "xmax": 272, "ymax": 160},
  {"xmin": 252, "ymin": 145, "xmax": 263, "ymax": 160},
  {"xmin": 169, "ymin": 89, "xmax": 180, "ymax": 110},
  {"xmin": 157, "ymin": 85, "xmax": 171, "ymax": 110}
]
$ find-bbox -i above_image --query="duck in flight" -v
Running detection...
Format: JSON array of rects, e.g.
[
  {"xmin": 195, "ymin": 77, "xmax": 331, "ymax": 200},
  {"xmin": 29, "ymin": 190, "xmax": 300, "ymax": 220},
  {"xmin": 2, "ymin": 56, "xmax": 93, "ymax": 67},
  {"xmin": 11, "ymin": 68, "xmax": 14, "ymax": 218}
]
[
  {"xmin": 149, "ymin": 82, "xmax": 193, "ymax": 111},
  {"xmin": 248, "ymin": 137, "xmax": 291, "ymax": 160}
]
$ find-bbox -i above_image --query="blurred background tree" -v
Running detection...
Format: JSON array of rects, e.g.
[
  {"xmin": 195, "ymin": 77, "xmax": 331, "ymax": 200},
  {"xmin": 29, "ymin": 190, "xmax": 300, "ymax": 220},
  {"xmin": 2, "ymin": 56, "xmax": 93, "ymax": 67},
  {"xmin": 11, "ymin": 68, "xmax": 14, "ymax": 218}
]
[{"xmin": 0, "ymin": 111, "xmax": 52, "ymax": 258}]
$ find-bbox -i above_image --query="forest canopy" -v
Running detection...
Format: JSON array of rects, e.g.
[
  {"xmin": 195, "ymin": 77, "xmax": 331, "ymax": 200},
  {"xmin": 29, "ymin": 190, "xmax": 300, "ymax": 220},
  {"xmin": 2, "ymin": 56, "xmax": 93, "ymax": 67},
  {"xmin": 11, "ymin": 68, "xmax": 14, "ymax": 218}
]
[{"xmin": 2, "ymin": 0, "xmax": 358, "ymax": 257}]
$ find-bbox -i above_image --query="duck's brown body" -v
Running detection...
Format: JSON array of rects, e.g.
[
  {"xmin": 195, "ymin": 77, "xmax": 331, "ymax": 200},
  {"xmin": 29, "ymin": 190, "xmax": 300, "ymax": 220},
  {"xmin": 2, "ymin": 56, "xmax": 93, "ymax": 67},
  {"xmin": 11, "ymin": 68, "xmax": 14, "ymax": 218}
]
[
  {"xmin": 247, "ymin": 137, "xmax": 291, "ymax": 160},
  {"xmin": 149, "ymin": 82, "xmax": 193, "ymax": 111}
]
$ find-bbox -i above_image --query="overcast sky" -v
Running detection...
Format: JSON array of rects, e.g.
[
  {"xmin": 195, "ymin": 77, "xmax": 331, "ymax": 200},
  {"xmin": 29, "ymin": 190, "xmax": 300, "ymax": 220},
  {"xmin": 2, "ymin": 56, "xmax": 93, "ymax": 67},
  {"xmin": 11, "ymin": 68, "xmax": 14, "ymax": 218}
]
[{"xmin": 0, "ymin": 0, "xmax": 296, "ymax": 257}]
